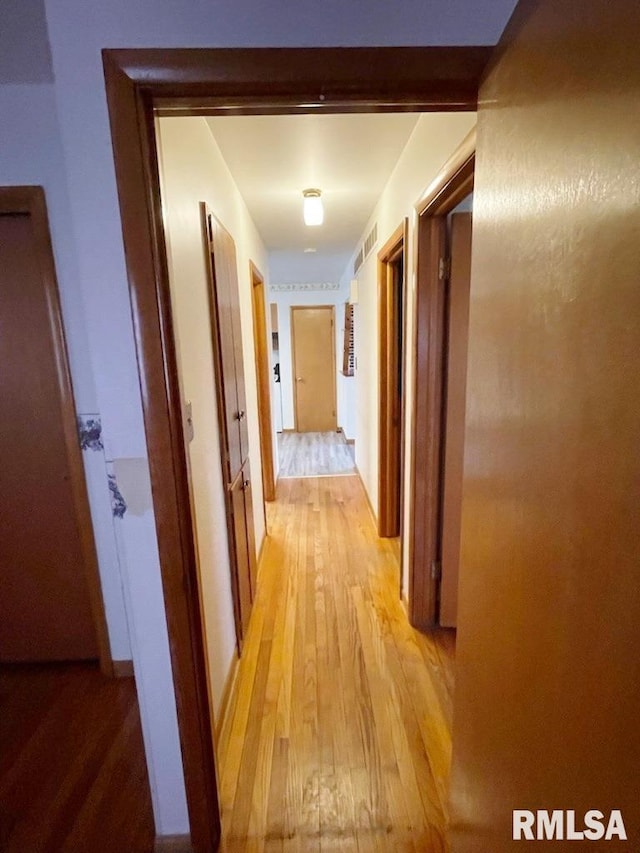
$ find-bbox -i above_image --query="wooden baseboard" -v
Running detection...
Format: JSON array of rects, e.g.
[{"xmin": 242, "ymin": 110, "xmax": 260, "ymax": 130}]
[
  {"xmin": 154, "ymin": 833, "xmax": 192, "ymax": 852},
  {"xmin": 257, "ymin": 531, "xmax": 267, "ymax": 567},
  {"xmin": 215, "ymin": 649, "xmax": 239, "ymax": 744},
  {"xmin": 354, "ymin": 464, "xmax": 378, "ymax": 528},
  {"xmin": 112, "ymin": 659, "xmax": 134, "ymax": 678}
]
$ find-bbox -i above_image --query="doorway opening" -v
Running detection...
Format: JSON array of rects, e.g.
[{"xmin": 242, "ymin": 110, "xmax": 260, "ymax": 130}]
[
  {"xmin": 378, "ymin": 221, "xmax": 408, "ymax": 568},
  {"xmin": 409, "ymin": 135, "xmax": 475, "ymax": 630},
  {"xmin": 103, "ymin": 46, "xmax": 487, "ymax": 852}
]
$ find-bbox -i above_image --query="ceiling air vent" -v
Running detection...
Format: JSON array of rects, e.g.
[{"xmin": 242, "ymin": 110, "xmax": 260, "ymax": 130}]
[
  {"xmin": 353, "ymin": 246, "xmax": 364, "ymax": 275},
  {"xmin": 363, "ymin": 223, "xmax": 378, "ymax": 260},
  {"xmin": 353, "ymin": 222, "xmax": 378, "ymax": 276}
]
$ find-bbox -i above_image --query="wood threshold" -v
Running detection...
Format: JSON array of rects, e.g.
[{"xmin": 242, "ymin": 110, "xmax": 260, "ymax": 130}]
[
  {"xmin": 154, "ymin": 834, "xmax": 193, "ymax": 852},
  {"xmin": 101, "ymin": 47, "xmax": 486, "ymax": 852},
  {"xmin": 112, "ymin": 659, "xmax": 134, "ymax": 678}
]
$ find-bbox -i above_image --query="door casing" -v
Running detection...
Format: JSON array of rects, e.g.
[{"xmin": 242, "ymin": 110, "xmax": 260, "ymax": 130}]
[
  {"xmin": 408, "ymin": 129, "xmax": 475, "ymax": 630},
  {"xmin": 378, "ymin": 221, "xmax": 408, "ymax": 543},
  {"xmin": 102, "ymin": 47, "xmax": 487, "ymax": 852}
]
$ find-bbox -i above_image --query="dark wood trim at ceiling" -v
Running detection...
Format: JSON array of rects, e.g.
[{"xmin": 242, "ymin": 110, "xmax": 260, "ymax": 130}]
[
  {"xmin": 101, "ymin": 48, "xmax": 486, "ymax": 852},
  {"xmin": 408, "ymin": 128, "xmax": 475, "ymax": 630},
  {"xmin": 0, "ymin": 185, "xmax": 113, "ymax": 678}
]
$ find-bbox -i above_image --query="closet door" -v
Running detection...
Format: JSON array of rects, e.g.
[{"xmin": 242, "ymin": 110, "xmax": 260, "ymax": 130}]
[
  {"xmin": 201, "ymin": 205, "xmax": 255, "ymax": 647},
  {"xmin": 207, "ymin": 214, "xmax": 249, "ymax": 475}
]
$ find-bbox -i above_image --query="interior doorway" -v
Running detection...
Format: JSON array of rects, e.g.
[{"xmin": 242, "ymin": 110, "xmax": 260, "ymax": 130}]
[
  {"xmin": 409, "ymin": 135, "xmax": 475, "ymax": 631},
  {"xmin": 378, "ymin": 221, "xmax": 407, "ymax": 549},
  {"xmin": 0, "ymin": 186, "xmax": 111, "ymax": 674},
  {"xmin": 103, "ymin": 46, "xmax": 487, "ymax": 852}
]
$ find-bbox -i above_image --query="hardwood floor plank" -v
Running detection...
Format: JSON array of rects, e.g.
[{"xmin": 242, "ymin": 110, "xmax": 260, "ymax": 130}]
[
  {"xmin": 216, "ymin": 474, "xmax": 455, "ymax": 851},
  {"xmin": 0, "ymin": 664, "xmax": 154, "ymax": 853}
]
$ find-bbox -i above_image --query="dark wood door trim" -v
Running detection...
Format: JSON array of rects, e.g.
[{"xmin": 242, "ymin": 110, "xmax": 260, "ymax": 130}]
[
  {"xmin": 102, "ymin": 48, "xmax": 487, "ymax": 851},
  {"xmin": 0, "ymin": 186, "xmax": 112, "ymax": 676},
  {"xmin": 407, "ymin": 128, "xmax": 475, "ymax": 630},
  {"xmin": 378, "ymin": 220, "xmax": 408, "ymax": 540},
  {"xmin": 250, "ymin": 261, "xmax": 276, "ymax": 504}
]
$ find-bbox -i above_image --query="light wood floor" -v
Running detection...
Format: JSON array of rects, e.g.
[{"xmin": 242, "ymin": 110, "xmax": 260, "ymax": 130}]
[
  {"xmin": 278, "ymin": 432, "xmax": 356, "ymax": 478},
  {"xmin": 0, "ymin": 662, "xmax": 154, "ymax": 852},
  {"xmin": 217, "ymin": 475, "xmax": 455, "ymax": 852}
]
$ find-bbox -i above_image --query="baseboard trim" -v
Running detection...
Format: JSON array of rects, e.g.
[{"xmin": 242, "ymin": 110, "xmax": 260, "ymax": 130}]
[
  {"xmin": 354, "ymin": 464, "xmax": 378, "ymax": 528},
  {"xmin": 154, "ymin": 833, "xmax": 192, "ymax": 852},
  {"xmin": 216, "ymin": 649, "xmax": 240, "ymax": 744},
  {"xmin": 112, "ymin": 659, "xmax": 134, "ymax": 678},
  {"xmin": 257, "ymin": 531, "xmax": 267, "ymax": 567}
]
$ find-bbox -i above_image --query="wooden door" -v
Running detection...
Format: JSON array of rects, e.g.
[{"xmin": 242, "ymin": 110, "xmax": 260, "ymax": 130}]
[
  {"xmin": 205, "ymin": 211, "xmax": 249, "ymax": 478},
  {"xmin": 440, "ymin": 212, "xmax": 472, "ymax": 628},
  {"xmin": 450, "ymin": 2, "xmax": 640, "ymax": 848},
  {"xmin": 201, "ymin": 206, "xmax": 255, "ymax": 647},
  {"xmin": 291, "ymin": 306, "xmax": 336, "ymax": 432},
  {"xmin": 0, "ymin": 188, "xmax": 106, "ymax": 664}
]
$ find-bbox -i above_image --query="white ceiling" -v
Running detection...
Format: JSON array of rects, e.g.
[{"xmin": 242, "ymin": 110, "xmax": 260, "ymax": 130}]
[{"xmin": 205, "ymin": 113, "xmax": 421, "ymax": 282}]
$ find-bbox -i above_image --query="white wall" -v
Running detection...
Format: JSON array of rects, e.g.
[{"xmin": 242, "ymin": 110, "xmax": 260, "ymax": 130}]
[
  {"xmin": 156, "ymin": 116, "xmax": 269, "ymax": 719},
  {"xmin": 0, "ymin": 83, "xmax": 132, "ymax": 664},
  {"xmin": 0, "ymin": 0, "xmax": 516, "ymax": 838},
  {"xmin": 341, "ymin": 113, "xmax": 476, "ymax": 598},
  {"xmin": 269, "ymin": 285, "xmax": 355, "ymax": 435}
]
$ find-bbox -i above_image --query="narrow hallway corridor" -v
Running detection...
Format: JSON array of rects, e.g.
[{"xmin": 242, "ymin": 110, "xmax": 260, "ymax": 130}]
[{"xmin": 217, "ymin": 475, "xmax": 454, "ymax": 851}]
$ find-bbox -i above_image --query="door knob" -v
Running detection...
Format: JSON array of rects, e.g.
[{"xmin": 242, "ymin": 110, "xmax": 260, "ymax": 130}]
[{"xmin": 296, "ymin": 376, "xmax": 303, "ymax": 382}]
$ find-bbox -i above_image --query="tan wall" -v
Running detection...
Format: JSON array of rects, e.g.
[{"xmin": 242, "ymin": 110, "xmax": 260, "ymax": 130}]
[
  {"xmin": 450, "ymin": 1, "xmax": 640, "ymax": 849},
  {"xmin": 156, "ymin": 117, "xmax": 269, "ymax": 719}
]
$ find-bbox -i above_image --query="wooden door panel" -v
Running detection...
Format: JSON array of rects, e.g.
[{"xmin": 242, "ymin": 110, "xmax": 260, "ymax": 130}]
[
  {"xmin": 291, "ymin": 306, "xmax": 336, "ymax": 433},
  {"xmin": 0, "ymin": 212, "xmax": 98, "ymax": 661},
  {"xmin": 229, "ymin": 471, "xmax": 252, "ymax": 642},
  {"xmin": 206, "ymin": 215, "xmax": 243, "ymax": 478},
  {"xmin": 223, "ymin": 231, "xmax": 249, "ymax": 465},
  {"xmin": 440, "ymin": 212, "xmax": 472, "ymax": 628},
  {"xmin": 410, "ymin": 216, "xmax": 447, "ymax": 629},
  {"xmin": 241, "ymin": 460, "xmax": 258, "ymax": 601}
]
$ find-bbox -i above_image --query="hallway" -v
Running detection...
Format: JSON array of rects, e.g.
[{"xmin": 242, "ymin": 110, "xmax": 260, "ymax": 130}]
[{"xmin": 217, "ymin": 475, "xmax": 454, "ymax": 851}]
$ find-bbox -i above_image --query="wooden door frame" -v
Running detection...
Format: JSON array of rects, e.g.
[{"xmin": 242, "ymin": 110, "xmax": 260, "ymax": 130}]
[
  {"xmin": 101, "ymin": 47, "xmax": 487, "ymax": 852},
  {"xmin": 290, "ymin": 304, "xmax": 337, "ymax": 433},
  {"xmin": 0, "ymin": 186, "xmax": 113, "ymax": 677},
  {"xmin": 249, "ymin": 261, "xmax": 276, "ymax": 504},
  {"xmin": 378, "ymin": 220, "xmax": 408, "ymax": 542},
  {"xmin": 408, "ymin": 128, "xmax": 475, "ymax": 630}
]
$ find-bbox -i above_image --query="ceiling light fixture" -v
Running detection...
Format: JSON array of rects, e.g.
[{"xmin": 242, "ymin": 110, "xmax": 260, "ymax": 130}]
[{"xmin": 302, "ymin": 188, "xmax": 323, "ymax": 226}]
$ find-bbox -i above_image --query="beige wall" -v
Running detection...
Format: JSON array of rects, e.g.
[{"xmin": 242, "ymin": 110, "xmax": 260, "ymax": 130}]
[
  {"xmin": 450, "ymin": 1, "xmax": 640, "ymax": 848},
  {"xmin": 342, "ymin": 112, "xmax": 476, "ymax": 597},
  {"xmin": 157, "ymin": 116, "xmax": 269, "ymax": 718}
]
